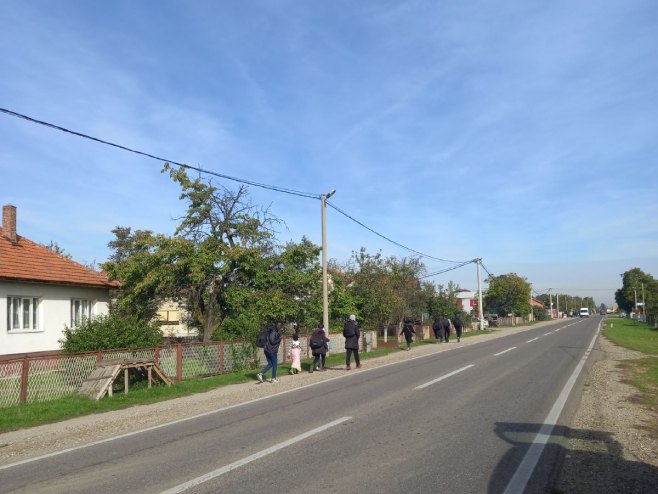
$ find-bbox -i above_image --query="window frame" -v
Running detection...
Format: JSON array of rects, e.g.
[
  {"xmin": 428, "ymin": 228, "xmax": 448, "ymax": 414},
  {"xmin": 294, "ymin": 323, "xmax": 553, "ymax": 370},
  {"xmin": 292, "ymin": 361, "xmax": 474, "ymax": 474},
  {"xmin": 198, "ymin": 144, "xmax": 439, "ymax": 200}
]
[
  {"xmin": 7, "ymin": 296, "xmax": 41, "ymax": 332},
  {"xmin": 70, "ymin": 298, "xmax": 93, "ymax": 328}
]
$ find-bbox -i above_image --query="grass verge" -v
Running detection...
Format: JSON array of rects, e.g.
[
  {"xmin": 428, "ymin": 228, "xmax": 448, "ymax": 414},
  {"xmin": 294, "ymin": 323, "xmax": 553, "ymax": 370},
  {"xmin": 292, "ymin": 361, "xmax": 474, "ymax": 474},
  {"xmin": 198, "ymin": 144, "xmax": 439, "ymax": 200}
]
[{"xmin": 603, "ymin": 317, "xmax": 658, "ymax": 414}]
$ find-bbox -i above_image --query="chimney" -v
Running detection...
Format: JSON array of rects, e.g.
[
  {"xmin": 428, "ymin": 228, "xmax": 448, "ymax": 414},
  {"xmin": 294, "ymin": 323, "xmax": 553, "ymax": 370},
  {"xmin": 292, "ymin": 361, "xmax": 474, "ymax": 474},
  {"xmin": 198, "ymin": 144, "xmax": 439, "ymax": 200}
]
[{"xmin": 3, "ymin": 204, "xmax": 17, "ymax": 243}]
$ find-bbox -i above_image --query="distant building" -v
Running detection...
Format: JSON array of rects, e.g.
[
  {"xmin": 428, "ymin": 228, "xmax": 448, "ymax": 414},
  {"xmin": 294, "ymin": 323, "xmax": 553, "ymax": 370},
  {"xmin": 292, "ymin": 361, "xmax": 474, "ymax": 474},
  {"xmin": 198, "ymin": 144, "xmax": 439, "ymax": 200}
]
[{"xmin": 456, "ymin": 290, "xmax": 476, "ymax": 313}]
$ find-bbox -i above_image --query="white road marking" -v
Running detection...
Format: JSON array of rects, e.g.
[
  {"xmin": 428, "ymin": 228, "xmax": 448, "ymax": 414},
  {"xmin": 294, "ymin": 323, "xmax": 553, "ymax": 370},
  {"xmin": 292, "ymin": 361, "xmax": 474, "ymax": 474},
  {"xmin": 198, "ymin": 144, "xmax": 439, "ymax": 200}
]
[
  {"xmin": 502, "ymin": 320, "xmax": 601, "ymax": 494},
  {"xmin": 494, "ymin": 347, "xmax": 517, "ymax": 356},
  {"xmin": 526, "ymin": 337, "xmax": 539, "ymax": 343},
  {"xmin": 159, "ymin": 416, "xmax": 352, "ymax": 493},
  {"xmin": 414, "ymin": 364, "xmax": 475, "ymax": 390}
]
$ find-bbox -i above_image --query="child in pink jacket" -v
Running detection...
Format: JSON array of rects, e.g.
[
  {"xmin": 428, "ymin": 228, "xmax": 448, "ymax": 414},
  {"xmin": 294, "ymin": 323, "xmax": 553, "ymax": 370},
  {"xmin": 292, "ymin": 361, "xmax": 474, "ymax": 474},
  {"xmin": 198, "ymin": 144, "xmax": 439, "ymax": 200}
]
[{"xmin": 288, "ymin": 333, "xmax": 302, "ymax": 374}]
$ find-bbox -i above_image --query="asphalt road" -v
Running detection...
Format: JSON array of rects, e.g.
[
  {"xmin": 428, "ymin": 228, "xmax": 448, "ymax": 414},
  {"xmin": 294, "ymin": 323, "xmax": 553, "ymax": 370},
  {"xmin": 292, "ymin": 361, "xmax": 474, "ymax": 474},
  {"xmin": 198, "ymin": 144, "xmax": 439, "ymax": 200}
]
[{"xmin": 1, "ymin": 317, "xmax": 602, "ymax": 494}]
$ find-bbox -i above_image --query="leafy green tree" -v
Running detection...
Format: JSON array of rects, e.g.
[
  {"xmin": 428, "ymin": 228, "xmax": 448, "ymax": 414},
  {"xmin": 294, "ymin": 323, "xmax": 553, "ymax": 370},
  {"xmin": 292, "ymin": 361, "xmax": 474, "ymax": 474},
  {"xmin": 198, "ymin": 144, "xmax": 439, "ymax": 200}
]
[
  {"xmin": 102, "ymin": 228, "xmax": 183, "ymax": 323},
  {"xmin": 343, "ymin": 249, "xmax": 399, "ymax": 331},
  {"xmin": 616, "ymin": 268, "xmax": 657, "ymax": 316},
  {"xmin": 59, "ymin": 313, "xmax": 162, "ymax": 352},
  {"xmin": 427, "ymin": 281, "xmax": 462, "ymax": 319},
  {"xmin": 484, "ymin": 273, "xmax": 531, "ymax": 316},
  {"xmin": 161, "ymin": 164, "xmax": 281, "ymax": 341}
]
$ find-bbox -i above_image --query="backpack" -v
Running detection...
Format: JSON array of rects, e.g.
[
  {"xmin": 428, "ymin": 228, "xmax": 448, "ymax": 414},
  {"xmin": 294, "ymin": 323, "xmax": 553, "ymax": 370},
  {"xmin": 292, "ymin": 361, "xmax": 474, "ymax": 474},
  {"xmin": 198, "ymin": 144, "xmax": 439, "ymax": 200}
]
[
  {"xmin": 343, "ymin": 320, "xmax": 356, "ymax": 338},
  {"xmin": 256, "ymin": 327, "xmax": 269, "ymax": 348},
  {"xmin": 310, "ymin": 331, "xmax": 324, "ymax": 350}
]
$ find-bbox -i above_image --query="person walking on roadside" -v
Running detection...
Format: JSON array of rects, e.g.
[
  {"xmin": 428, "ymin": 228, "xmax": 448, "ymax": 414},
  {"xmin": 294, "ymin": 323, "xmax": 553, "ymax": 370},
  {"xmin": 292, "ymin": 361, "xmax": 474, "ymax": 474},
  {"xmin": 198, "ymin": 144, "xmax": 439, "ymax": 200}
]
[
  {"xmin": 453, "ymin": 314, "xmax": 463, "ymax": 343},
  {"xmin": 344, "ymin": 315, "xmax": 361, "ymax": 370},
  {"xmin": 288, "ymin": 333, "xmax": 302, "ymax": 374},
  {"xmin": 257, "ymin": 321, "xmax": 282, "ymax": 383},
  {"xmin": 433, "ymin": 315, "xmax": 445, "ymax": 343},
  {"xmin": 443, "ymin": 315, "xmax": 452, "ymax": 343},
  {"xmin": 309, "ymin": 323, "xmax": 329, "ymax": 372},
  {"xmin": 400, "ymin": 316, "xmax": 416, "ymax": 350}
]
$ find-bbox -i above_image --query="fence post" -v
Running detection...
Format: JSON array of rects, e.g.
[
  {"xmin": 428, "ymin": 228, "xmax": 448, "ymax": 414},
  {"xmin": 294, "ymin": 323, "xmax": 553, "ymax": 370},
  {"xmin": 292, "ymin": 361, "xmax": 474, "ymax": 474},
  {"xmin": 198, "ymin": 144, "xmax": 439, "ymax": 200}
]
[
  {"xmin": 154, "ymin": 346, "xmax": 160, "ymax": 366},
  {"xmin": 219, "ymin": 341, "xmax": 225, "ymax": 374},
  {"xmin": 176, "ymin": 343, "xmax": 183, "ymax": 383},
  {"xmin": 19, "ymin": 357, "xmax": 29, "ymax": 403}
]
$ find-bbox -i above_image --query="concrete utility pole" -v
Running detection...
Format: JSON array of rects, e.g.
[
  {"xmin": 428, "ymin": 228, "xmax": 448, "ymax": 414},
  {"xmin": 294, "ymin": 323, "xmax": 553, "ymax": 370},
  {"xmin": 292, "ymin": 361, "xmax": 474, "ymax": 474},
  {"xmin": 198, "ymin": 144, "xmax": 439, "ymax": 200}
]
[
  {"xmin": 556, "ymin": 293, "xmax": 560, "ymax": 318},
  {"xmin": 642, "ymin": 283, "xmax": 646, "ymax": 321},
  {"xmin": 476, "ymin": 258, "xmax": 484, "ymax": 330},
  {"xmin": 549, "ymin": 288, "xmax": 553, "ymax": 318},
  {"xmin": 321, "ymin": 189, "xmax": 336, "ymax": 333},
  {"xmin": 634, "ymin": 286, "xmax": 638, "ymax": 317}
]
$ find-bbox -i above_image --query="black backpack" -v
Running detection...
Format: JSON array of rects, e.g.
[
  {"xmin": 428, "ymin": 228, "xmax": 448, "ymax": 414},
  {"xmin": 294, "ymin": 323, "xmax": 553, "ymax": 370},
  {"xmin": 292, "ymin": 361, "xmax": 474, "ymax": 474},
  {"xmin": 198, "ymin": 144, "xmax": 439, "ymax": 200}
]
[
  {"xmin": 256, "ymin": 327, "xmax": 269, "ymax": 348},
  {"xmin": 343, "ymin": 321, "xmax": 356, "ymax": 338},
  {"xmin": 310, "ymin": 331, "xmax": 323, "ymax": 350}
]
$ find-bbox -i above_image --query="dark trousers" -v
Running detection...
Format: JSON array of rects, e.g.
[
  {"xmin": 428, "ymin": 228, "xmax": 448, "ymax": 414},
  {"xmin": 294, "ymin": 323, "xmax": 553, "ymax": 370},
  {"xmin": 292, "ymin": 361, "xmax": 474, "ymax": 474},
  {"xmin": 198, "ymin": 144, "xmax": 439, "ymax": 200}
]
[
  {"xmin": 346, "ymin": 348, "xmax": 360, "ymax": 366},
  {"xmin": 312, "ymin": 353, "xmax": 325, "ymax": 370},
  {"xmin": 455, "ymin": 325, "xmax": 463, "ymax": 338}
]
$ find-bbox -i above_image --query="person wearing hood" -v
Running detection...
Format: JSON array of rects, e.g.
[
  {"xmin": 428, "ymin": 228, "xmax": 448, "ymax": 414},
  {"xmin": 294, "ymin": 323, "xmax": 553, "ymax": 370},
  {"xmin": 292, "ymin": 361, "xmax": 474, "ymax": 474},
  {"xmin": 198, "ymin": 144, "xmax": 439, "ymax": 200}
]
[
  {"xmin": 343, "ymin": 315, "xmax": 362, "ymax": 370},
  {"xmin": 288, "ymin": 332, "xmax": 302, "ymax": 374},
  {"xmin": 309, "ymin": 323, "xmax": 329, "ymax": 372},
  {"xmin": 257, "ymin": 321, "xmax": 282, "ymax": 383},
  {"xmin": 400, "ymin": 316, "xmax": 416, "ymax": 350}
]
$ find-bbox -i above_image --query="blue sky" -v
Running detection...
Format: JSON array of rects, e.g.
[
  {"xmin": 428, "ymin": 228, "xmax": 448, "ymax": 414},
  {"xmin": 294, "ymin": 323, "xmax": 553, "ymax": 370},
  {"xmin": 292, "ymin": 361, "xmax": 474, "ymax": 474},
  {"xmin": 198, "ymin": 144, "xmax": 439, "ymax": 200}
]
[{"xmin": 1, "ymin": 0, "xmax": 657, "ymax": 306}]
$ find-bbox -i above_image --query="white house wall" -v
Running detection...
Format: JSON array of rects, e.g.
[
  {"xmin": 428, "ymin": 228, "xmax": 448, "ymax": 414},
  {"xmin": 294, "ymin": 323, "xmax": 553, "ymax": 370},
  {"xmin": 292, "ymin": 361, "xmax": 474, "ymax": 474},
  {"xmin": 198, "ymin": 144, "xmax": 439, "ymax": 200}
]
[{"xmin": 0, "ymin": 281, "xmax": 110, "ymax": 355}]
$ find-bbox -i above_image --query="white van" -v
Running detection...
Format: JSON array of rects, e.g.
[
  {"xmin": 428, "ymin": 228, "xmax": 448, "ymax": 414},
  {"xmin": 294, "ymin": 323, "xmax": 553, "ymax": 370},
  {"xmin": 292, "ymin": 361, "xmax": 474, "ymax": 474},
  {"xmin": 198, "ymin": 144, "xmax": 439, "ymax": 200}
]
[{"xmin": 579, "ymin": 308, "xmax": 590, "ymax": 317}]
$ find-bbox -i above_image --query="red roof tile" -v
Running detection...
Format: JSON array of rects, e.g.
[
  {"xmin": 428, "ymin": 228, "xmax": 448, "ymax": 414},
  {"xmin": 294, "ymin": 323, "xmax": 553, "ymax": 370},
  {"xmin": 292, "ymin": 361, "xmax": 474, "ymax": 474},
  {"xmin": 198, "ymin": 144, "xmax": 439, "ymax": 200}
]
[{"xmin": 0, "ymin": 227, "xmax": 118, "ymax": 288}]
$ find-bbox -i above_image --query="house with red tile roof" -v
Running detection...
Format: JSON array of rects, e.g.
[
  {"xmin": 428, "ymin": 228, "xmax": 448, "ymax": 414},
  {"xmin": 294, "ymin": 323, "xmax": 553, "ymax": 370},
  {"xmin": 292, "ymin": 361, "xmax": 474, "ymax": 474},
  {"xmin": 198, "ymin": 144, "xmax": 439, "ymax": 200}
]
[{"xmin": 1, "ymin": 204, "xmax": 118, "ymax": 356}]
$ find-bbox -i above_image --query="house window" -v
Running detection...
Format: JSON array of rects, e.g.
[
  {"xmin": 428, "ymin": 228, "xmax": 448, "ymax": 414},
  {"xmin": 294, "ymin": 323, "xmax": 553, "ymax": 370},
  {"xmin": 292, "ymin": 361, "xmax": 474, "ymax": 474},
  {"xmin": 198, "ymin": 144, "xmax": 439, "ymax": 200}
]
[
  {"xmin": 71, "ymin": 299, "xmax": 92, "ymax": 328},
  {"xmin": 7, "ymin": 297, "xmax": 40, "ymax": 331}
]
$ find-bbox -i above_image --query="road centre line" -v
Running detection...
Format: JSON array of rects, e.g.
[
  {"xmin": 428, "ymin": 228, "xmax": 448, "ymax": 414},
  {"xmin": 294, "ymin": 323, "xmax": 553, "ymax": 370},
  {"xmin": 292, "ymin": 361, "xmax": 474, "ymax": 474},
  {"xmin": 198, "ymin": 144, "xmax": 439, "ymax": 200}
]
[
  {"xmin": 503, "ymin": 320, "xmax": 602, "ymax": 494},
  {"xmin": 526, "ymin": 337, "xmax": 539, "ymax": 343},
  {"xmin": 160, "ymin": 416, "xmax": 352, "ymax": 494},
  {"xmin": 414, "ymin": 364, "xmax": 475, "ymax": 390},
  {"xmin": 494, "ymin": 347, "xmax": 517, "ymax": 356}
]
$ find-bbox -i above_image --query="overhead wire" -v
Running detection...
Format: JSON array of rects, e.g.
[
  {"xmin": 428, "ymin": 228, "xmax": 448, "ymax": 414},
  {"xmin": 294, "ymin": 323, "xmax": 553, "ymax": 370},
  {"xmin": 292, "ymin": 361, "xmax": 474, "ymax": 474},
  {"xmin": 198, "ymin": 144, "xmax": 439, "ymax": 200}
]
[
  {"xmin": 1, "ymin": 106, "xmax": 476, "ymax": 270},
  {"xmin": 326, "ymin": 201, "xmax": 470, "ymax": 264},
  {"xmin": 0, "ymin": 107, "xmax": 319, "ymax": 199}
]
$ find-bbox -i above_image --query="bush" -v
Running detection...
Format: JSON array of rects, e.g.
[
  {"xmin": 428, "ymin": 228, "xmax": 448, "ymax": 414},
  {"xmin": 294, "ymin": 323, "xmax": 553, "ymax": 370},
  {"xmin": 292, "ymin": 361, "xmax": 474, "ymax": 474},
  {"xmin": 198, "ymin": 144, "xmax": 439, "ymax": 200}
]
[{"xmin": 59, "ymin": 313, "xmax": 163, "ymax": 352}]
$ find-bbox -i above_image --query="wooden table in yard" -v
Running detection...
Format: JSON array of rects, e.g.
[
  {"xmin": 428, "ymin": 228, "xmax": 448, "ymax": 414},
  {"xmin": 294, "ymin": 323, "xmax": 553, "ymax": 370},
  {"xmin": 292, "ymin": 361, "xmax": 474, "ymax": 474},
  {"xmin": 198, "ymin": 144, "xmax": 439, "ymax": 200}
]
[{"xmin": 80, "ymin": 358, "xmax": 172, "ymax": 400}]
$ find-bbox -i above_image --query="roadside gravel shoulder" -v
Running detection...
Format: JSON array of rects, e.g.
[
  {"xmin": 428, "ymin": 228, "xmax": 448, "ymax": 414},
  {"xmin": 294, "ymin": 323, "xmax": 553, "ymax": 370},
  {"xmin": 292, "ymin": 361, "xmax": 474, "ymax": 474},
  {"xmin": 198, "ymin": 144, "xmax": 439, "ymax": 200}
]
[{"xmin": 554, "ymin": 333, "xmax": 658, "ymax": 493}]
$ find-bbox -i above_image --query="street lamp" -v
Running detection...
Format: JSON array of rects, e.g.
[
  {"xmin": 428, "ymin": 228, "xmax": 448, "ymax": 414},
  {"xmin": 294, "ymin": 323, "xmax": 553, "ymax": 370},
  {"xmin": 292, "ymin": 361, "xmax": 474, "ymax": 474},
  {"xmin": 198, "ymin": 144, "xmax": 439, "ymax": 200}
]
[{"xmin": 321, "ymin": 189, "xmax": 336, "ymax": 333}]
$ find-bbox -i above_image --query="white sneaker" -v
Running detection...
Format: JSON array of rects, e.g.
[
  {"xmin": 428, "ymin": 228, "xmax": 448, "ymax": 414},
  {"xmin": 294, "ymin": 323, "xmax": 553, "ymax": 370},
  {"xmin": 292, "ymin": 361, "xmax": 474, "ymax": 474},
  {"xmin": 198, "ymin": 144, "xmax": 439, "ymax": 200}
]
[
  {"xmin": 271, "ymin": 378, "xmax": 279, "ymax": 383},
  {"xmin": 256, "ymin": 373, "xmax": 263, "ymax": 383}
]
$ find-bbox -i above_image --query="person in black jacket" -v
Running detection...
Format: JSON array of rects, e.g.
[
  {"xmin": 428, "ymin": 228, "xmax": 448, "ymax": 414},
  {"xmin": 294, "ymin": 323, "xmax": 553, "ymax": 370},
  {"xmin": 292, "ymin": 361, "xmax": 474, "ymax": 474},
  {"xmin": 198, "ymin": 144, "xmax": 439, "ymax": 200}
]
[
  {"xmin": 433, "ymin": 315, "xmax": 445, "ymax": 343},
  {"xmin": 453, "ymin": 314, "xmax": 464, "ymax": 343},
  {"xmin": 400, "ymin": 316, "xmax": 416, "ymax": 350},
  {"xmin": 443, "ymin": 315, "xmax": 452, "ymax": 343},
  {"xmin": 257, "ymin": 321, "xmax": 282, "ymax": 383},
  {"xmin": 343, "ymin": 315, "xmax": 361, "ymax": 370},
  {"xmin": 309, "ymin": 323, "xmax": 330, "ymax": 372}
]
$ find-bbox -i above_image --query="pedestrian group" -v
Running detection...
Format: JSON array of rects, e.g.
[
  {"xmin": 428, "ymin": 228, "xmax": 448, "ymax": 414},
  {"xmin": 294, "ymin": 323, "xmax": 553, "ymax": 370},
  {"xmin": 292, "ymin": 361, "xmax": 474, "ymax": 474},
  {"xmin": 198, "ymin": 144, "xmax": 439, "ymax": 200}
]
[{"xmin": 256, "ymin": 312, "xmax": 468, "ymax": 383}]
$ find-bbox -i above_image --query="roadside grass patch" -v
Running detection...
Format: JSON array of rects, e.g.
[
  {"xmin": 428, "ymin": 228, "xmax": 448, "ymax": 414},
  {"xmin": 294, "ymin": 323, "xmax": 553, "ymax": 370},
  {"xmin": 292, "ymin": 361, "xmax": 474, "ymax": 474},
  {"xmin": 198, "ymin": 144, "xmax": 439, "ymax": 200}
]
[
  {"xmin": 604, "ymin": 318, "xmax": 658, "ymax": 428},
  {"xmin": 603, "ymin": 318, "xmax": 658, "ymax": 355}
]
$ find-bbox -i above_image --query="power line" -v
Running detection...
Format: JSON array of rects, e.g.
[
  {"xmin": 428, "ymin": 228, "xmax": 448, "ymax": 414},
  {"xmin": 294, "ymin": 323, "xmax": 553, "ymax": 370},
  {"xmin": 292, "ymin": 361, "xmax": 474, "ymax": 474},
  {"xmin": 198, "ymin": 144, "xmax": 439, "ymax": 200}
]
[
  {"xmin": 419, "ymin": 260, "xmax": 475, "ymax": 279},
  {"xmin": 0, "ymin": 107, "xmax": 319, "ymax": 199},
  {"xmin": 326, "ymin": 201, "xmax": 470, "ymax": 264},
  {"xmin": 2, "ymin": 106, "xmax": 477, "ymax": 267}
]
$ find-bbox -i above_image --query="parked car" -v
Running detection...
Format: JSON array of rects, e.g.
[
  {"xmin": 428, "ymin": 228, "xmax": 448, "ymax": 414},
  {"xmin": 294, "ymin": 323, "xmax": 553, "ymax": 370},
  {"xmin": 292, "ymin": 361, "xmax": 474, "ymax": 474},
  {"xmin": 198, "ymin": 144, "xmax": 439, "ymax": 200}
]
[{"xmin": 484, "ymin": 313, "xmax": 499, "ymax": 327}]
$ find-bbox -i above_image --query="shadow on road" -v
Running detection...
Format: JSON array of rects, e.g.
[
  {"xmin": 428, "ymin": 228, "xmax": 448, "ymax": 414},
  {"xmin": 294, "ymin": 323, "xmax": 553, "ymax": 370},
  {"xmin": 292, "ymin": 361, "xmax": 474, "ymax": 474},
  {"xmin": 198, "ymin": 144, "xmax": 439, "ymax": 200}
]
[{"xmin": 491, "ymin": 421, "xmax": 657, "ymax": 493}]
